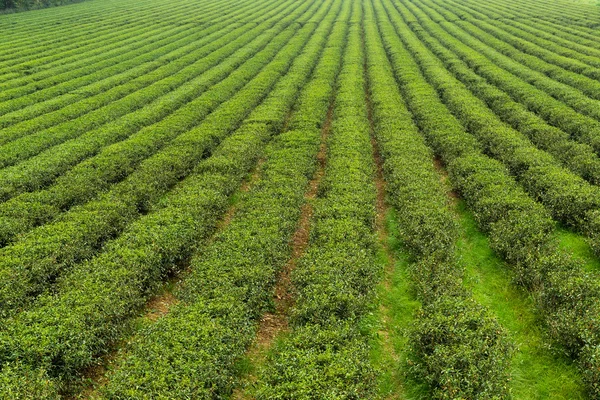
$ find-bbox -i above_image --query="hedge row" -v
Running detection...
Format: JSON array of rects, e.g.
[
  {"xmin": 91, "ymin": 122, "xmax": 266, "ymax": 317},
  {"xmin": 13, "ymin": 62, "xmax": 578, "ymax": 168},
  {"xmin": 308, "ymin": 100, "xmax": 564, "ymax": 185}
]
[
  {"xmin": 0, "ymin": 0, "xmax": 254, "ymax": 121},
  {"xmin": 0, "ymin": 0, "xmax": 222, "ymax": 55},
  {"xmin": 455, "ymin": 0, "xmax": 600, "ymax": 54},
  {"xmin": 0, "ymin": 2, "xmax": 173, "ymax": 71},
  {"xmin": 101, "ymin": 9, "xmax": 347, "ymax": 397},
  {"xmin": 404, "ymin": 2, "xmax": 600, "ymax": 188},
  {"xmin": 429, "ymin": 0, "xmax": 600, "ymax": 68},
  {"xmin": 506, "ymin": 3, "xmax": 600, "ymax": 31},
  {"xmin": 0, "ymin": 0, "xmax": 237, "ymax": 67},
  {"xmin": 0, "ymin": 0, "xmax": 184, "ymax": 21},
  {"xmin": 402, "ymin": 0, "xmax": 600, "ymax": 154},
  {"xmin": 0, "ymin": 25, "xmax": 192, "ymax": 124},
  {"xmin": 0, "ymin": 22, "xmax": 169, "ymax": 93},
  {"xmin": 502, "ymin": 12, "xmax": 600, "ymax": 43},
  {"xmin": 0, "ymin": 0, "xmax": 210, "ymax": 90},
  {"xmin": 504, "ymin": 17, "xmax": 600, "ymax": 52},
  {"xmin": 258, "ymin": 9, "xmax": 380, "ymax": 397},
  {"xmin": 377, "ymin": 0, "xmax": 600, "ymax": 395},
  {"xmin": 0, "ymin": 14, "xmax": 188, "ymax": 96},
  {"xmin": 469, "ymin": 15, "xmax": 600, "ymax": 71},
  {"xmin": 0, "ymin": 115, "xmax": 269, "ymax": 400},
  {"xmin": 365, "ymin": 2, "xmax": 512, "ymax": 398},
  {"xmin": 0, "ymin": 27, "xmax": 221, "ymax": 161},
  {"xmin": 0, "ymin": 0, "xmax": 333, "ymax": 394},
  {"xmin": 0, "ymin": 0, "xmax": 272, "ymax": 101},
  {"xmin": 455, "ymin": 0, "xmax": 587, "ymax": 22},
  {"xmin": 457, "ymin": 0, "xmax": 600, "ymax": 29},
  {"xmin": 454, "ymin": 15, "xmax": 600, "ymax": 103},
  {"xmin": 440, "ymin": 0, "xmax": 600, "ymax": 45},
  {"xmin": 0, "ymin": 1, "xmax": 317, "ymax": 317}
]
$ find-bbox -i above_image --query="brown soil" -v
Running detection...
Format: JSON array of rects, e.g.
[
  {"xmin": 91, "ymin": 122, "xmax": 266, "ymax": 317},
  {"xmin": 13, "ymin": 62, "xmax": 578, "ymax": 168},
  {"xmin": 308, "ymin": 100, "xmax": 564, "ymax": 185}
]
[
  {"xmin": 145, "ymin": 291, "xmax": 179, "ymax": 322},
  {"xmin": 433, "ymin": 156, "xmax": 459, "ymax": 203}
]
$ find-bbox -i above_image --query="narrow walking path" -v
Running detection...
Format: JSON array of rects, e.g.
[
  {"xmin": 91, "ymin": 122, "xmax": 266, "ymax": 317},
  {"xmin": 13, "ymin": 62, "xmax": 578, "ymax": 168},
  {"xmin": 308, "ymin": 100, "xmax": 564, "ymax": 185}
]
[
  {"xmin": 365, "ymin": 51, "xmax": 407, "ymax": 399},
  {"xmin": 557, "ymin": 227, "xmax": 600, "ymax": 273}
]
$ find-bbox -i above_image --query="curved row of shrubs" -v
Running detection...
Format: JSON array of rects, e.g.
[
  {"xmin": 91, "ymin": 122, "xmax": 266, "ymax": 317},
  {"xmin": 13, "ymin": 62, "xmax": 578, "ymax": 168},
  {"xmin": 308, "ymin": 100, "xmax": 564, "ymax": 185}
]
[
  {"xmin": 0, "ymin": 0, "xmax": 296, "ymax": 220},
  {"xmin": 0, "ymin": 0, "xmax": 243, "ymax": 57},
  {"xmin": 0, "ymin": 5, "xmax": 212, "ymax": 99},
  {"xmin": 393, "ymin": 0, "xmax": 600, "ymax": 254},
  {"xmin": 434, "ymin": 0, "xmax": 600, "ymax": 70},
  {"xmin": 408, "ymin": 0, "xmax": 600, "ymax": 187},
  {"xmin": 0, "ymin": 0, "xmax": 299, "ymax": 242},
  {"xmin": 458, "ymin": 0, "xmax": 600, "ymax": 29},
  {"xmin": 0, "ymin": 0, "xmax": 191, "ymax": 72},
  {"xmin": 479, "ymin": 0, "xmax": 600, "ymax": 42},
  {"xmin": 424, "ymin": 0, "xmax": 600, "ymax": 103},
  {"xmin": 447, "ymin": 0, "xmax": 600, "ymax": 55},
  {"xmin": 0, "ymin": 0, "xmax": 224, "ymax": 93},
  {"xmin": 0, "ymin": 23, "xmax": 245, "ymax": 162},
  {"xmin": 0, "ymin": 22, "xmax": 182, "ymax": 105},
  {"xmin": 406, "ymin": 0, "xmax": 600, "ymax": 153},
  {"xmin": 468, "ymin": 13, "xmax": 600, "ymax": 71},
  {"xmin": 500, "ymin": 19, "xmax": 600, "ymax": 57},
  {"xmin": 0, "ymin": 0, "xmax": 294, "ymax": 151},
  {"xmin": 0, "ymin": 0, "xmax": 261, "ymax": 123}
]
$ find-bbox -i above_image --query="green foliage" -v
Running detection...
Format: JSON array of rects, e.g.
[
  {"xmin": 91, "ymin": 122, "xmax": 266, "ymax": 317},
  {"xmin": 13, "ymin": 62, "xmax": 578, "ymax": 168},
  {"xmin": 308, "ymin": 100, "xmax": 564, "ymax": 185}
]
[
  {"xmin": 2, "ymin": 0, "xmax": 75, "ymax": 12},
  {"xmin": 0, "ymin": 7, "xmax": 328, "ymax": 394},
  {"xmin": 2, "ymin": 0, "xmax": 600, "ymax": 396},
  {"xmin": 410, "ymin": 297, "xmax": 512, "ymax": 399},
  {"xmin": 0, "ymin": 363, "xmax": 58, "ymax": 400},
  {"xmin": 408, "ymin": 11, "xmax": 600, "ymax": 187},
  {"xmin": 393, "ymin": 0, "xmax": 600, "ymax": 246},
  {"xmin": 258, "ymin": 324, "xmax": 377, "ymax": 399},
  {"xmin": 0, "ymin": 10, "xmax": 297, "ymax": 203},
  {"xmin": 379, "ymin": 0, "xmax": 600, "ymax": 396},
  {"xmin": 0, "ymin": 1, "xmax": 343, "ymax": 394}
]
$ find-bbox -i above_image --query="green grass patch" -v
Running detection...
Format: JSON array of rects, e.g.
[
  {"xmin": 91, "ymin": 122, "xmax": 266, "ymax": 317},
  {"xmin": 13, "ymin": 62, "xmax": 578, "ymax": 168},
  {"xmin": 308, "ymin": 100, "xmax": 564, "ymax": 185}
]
[
  {"xmin": 556, "ymin": 226, "xmax": 600, "ymax": 273},
  {"xmin": 456, "ymin": 201, "xmax": 585, "ymax": 399},
  {"xmin": 369, "ymin": 209, "xmax": 429, "ymax": 400}
]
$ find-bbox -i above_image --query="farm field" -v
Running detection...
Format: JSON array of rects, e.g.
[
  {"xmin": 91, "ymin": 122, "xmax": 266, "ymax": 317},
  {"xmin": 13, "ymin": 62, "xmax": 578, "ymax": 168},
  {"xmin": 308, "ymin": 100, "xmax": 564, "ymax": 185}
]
[{"xmin": 2, "ymin": 0, "xmax": 600, "ymax": 398}]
